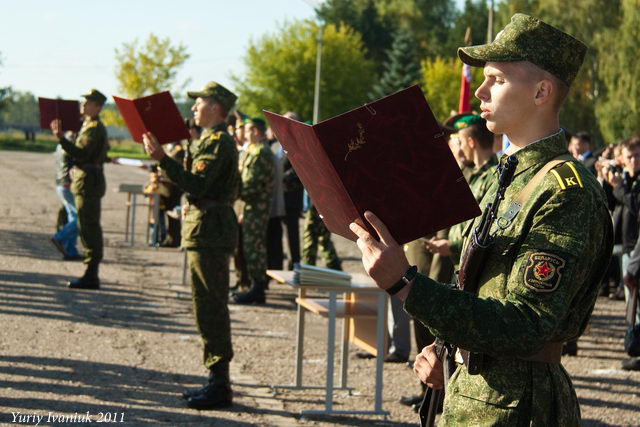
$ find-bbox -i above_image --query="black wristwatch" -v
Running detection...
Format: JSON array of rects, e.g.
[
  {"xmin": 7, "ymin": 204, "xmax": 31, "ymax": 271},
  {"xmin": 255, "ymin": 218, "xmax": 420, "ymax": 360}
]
[{"xmin": 386, "ymin": 265, "xmax": 417, "ymax": 296}]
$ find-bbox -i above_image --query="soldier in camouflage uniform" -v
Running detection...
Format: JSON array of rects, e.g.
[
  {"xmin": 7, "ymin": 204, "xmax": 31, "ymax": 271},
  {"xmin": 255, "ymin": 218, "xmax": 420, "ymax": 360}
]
[
  {"xmin": 301, "ymin": 204, "xmax": 342, "ymax": 270},
  {"xmin": 350, "ymin": 14, "xmax": 613, "ymax": 425},
  {"xmin": 143, "ymin": 82, "xmax": 239, "ymax": 410},
  {"xmin": 232, "ymin": 118, "xmax": 275, "ymax": 304},
  {"xmin": 426, "ymin": 114, "xmax": 499, "ymax": 270},
  {"xmin": 51, "ymin": 89, "xmax": 109, "ymax": 289}
]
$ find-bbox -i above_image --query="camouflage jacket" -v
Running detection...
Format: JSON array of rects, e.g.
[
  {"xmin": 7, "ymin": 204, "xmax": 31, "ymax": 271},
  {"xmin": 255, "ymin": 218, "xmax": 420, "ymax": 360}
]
[
  {"xmin": 160, "ymin": 122, "xmax": 239, "ymax": 250},
  {"xmin": 405, "ymin": 131, "xmax": 613, "ymax": 425},
  {"xmin": 59, "ymin": 116, "xmax": 108, "ymax": 196},
  {"xmin": 239, "ymin": 140, "xmax": 274, "ymax": 212},
  {"xmin": 448, "ymin": 154, "xmax": 499, "ymax": 263}
]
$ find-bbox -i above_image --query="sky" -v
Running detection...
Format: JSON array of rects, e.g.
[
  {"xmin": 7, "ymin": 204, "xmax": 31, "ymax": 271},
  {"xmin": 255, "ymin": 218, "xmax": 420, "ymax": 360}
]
[{"xmin": 1, "ymin": 0, "xmax": 466, "ymax": 101}]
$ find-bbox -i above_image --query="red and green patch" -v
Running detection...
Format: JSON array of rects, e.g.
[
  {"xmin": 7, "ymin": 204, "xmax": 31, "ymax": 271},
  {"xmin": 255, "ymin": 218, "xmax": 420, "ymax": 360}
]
[{"xmin": 523, "ymin": 252, "xmax": 566, "ymax": 293}]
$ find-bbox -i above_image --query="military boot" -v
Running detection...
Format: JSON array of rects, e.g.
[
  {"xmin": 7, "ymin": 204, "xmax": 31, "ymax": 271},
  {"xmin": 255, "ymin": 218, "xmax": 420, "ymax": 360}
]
[
  {"xmin": 186, "ymin": 366, "xmax": 232, "ymax": 410},
  {"xmin": 182, "ymin": 369, "xmax": 215, "ymax": 400},
  {"xmin": 232, "ymin": 280, "xmax": 266, "ymax": 304},
  {"xmin": 68, "ymin": 262, "xmax": 100, "ymax": 289}
]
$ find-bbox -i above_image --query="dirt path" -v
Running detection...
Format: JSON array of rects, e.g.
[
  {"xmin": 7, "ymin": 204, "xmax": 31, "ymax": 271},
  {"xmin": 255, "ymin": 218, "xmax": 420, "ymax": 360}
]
[{"xmin": 0, "ymin": 151, "xmax": 638, "ymax": 426}]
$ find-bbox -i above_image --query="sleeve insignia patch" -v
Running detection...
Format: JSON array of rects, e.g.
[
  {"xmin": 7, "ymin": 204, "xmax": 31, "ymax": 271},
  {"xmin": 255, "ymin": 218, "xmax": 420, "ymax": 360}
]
[
  {"xmin": 523, "ymin": 252, "xmax": 566, "ymax": 293},
  {"xmin": 550, "ymin": 162, "xmax": 583, "ymax": 190}
]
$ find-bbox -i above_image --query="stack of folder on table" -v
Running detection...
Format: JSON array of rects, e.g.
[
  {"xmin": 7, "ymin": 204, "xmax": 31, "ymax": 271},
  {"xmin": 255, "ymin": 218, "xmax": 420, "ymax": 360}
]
[{"xmin": 293, "ymin": 264, "xmax": 352, "ymax": 286}]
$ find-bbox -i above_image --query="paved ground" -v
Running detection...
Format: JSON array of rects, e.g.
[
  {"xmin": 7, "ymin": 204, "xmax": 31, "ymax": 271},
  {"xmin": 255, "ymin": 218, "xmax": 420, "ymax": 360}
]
[{"xmin": 0, "ymin": 150, "xmax": 639, "ymax": 426}]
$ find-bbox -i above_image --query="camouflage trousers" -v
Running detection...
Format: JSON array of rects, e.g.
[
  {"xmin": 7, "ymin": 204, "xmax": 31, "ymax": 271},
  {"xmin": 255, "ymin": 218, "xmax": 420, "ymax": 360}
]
[
  {"xmin": 188, "ymin": 248, "xmax": 233, "ymax": 371},
  {"xmin": 301, "ymin": 207, "xmax": 341, "ymax": 270},
  {"xmin": 243, "ymin": 205, "xmax": 270, "ymax": 283}
]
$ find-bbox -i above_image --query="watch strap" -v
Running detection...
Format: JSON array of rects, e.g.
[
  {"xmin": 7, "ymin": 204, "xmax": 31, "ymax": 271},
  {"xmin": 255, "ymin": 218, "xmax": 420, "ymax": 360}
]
[{"xmin": 386, "ymin": 265, "xmax": 417, "ymax": 296}]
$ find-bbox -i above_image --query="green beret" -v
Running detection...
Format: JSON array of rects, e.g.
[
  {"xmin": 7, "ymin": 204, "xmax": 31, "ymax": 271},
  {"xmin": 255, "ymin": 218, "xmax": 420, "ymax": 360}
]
[
  {"xmin": 442, "ymin": 113, "xmax": 474, "ymax": 133},
  {"xmin": 82, "ymin": 88, "xmax": 107, "ymax": 106},
  {"xmin": 187, "ymin": 81, "xmax": 237, "ymax": 111},
  {"xmin": 458, "ymin": 13, "xmax": 587, "ymax": 86},
  {"xmin": 453, "ymin": 114, "xmax": 484, "ymax": 130}
]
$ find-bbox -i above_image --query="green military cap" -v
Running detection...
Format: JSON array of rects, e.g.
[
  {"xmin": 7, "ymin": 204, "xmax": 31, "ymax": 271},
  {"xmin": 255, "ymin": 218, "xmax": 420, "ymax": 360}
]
[
  {"xmin": 452, "ymin": 114, "xmax": 484, "ymax": 130},
  {"xmin": 187, "ymin": 81, "xmax": 237, "ymax": 111},
  {"xmin": 443, "ymin": 113, "xmax": 474, "ymax": 133},
  {"xmin": 82, "ymin": 88, "xmax": 107, "ymax": 106},
  {"xmin": 249, "ymin": 117, "xmax": 266, "ymax": 127},
  {"xmin": 458, "ymin": 13, "xmax": 587, "ymax": 86}
]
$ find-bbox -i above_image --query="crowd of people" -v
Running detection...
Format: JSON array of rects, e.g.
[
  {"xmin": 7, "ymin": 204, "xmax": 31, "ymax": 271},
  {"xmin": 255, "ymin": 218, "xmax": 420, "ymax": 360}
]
[{"xmin": 44, "ymin": 12, "xmax": 639, "ymax": 425}]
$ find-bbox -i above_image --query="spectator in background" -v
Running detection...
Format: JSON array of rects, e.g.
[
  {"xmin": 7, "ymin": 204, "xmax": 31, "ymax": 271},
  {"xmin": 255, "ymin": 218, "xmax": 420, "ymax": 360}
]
[
  {"xmin": 50, "ymin": 139, "xmax": 83, "ymax": 261},
  {"xmin": 265, "ymin": 126, "xmax": 286, "ymax": 271},
  {"xmin": 569, "ymin": 131, "xmax": 597, "ymax": 174}
]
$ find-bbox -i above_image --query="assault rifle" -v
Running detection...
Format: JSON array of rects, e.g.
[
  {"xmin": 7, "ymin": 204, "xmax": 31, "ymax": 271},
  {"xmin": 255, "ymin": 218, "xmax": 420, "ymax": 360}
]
[{"xmin": 420, "ymin": 155, "xmax": 518, "ymax": 427}]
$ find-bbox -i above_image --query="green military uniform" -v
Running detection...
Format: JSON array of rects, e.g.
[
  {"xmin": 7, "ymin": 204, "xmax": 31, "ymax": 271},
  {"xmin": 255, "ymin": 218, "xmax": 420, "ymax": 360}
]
[
  {"xmin": 159, "ymin": 83, "xmax": 239, "ymax": 379},
  {"xmin": 301, "ymin": 205, "xmax": 342, "ymax": 270},
  {"xmin": 404, "ymin": 14, "xmax": 613, "ymax": 425},
  {"xmin": 239, "ymin": 139, "xmax": 274, "ymax": 284},
  {"xmin": 59, "ymin": 91, "xmax": 109, "ymax": 267},
  {"xmin": 448, "ymin": 154, "xmax": 499, "ymax": 267}
]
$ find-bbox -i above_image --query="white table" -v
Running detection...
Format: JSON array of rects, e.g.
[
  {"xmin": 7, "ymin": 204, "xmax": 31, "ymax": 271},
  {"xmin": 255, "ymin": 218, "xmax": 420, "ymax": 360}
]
[{"xmin": 267, "ymin": 270, "xmax": 389, "ymax": 418}]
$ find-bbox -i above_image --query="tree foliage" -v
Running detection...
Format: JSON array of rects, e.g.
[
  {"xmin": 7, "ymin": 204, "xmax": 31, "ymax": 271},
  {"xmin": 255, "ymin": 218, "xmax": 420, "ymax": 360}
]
[
  {"xmin": 0, "ymin": 89, "xmax": 38, "ymax": 126},
  {"xmin": 594, "ymin": 0, "xmax": 640, "ymax": 142},
  {"xmin": 421, "ymin": 57, "xmax": 484, "ymax": 123},
  {"xmin": 232, "ymin": 20, "xmax": 375, "ymax": 122},
  {"xmin": 114, "ymin": 33, "xmax": 190, "ymax": 99},
  {"xmin": 369, "ymin": 27, "xmax": 421, "ymax": 99}
]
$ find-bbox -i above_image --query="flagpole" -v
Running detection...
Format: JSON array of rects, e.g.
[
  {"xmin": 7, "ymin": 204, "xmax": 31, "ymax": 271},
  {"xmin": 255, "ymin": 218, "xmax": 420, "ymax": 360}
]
[{"xmin": 487, "ymin": 0, "xmax": 494, "ymax": 43}]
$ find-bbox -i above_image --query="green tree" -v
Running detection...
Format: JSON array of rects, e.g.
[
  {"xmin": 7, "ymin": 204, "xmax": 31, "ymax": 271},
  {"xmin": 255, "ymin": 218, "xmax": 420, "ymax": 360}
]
[
  {"xmin": 444, "ymin": 0, "xmax": 489, "ymax": 54},
  {"xmin": 369, "ymin": 27, "xmax": 421, "ymax": 99},
  {"xmin": 233, "ymin": 20, "xmax": 375, "ymax": 122},
  {"xmin": 0, "ymin": 89, "xmax": 38, "ymax": 126},
  {"xmin": 114, "ymin": 33, "xmax": 190, "ymax": 98},
  {"xmin": 594, "ymin": 0, "xmax": 640, "ymax": 142},
  {"xmin": 421, "ymin": 57, "xmax": 483, "ymax": 122},
  {"xmin": 316, "ymin": 0, "xmax": 394, "ymax": 74}
]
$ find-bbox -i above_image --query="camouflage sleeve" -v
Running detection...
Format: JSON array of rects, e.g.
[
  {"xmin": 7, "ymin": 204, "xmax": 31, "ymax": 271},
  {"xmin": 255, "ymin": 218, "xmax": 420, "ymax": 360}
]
[
  {"xmin": 160, "ymin": 137, "xmax": 232, "ymax": 198},
  {"xmin": 404, "ymin": 187, "xmax": 612, "ymax": 358},
  {"xmin": 58, "ymin": 125, "xmax": 101, "ymax": 163},
  {"xmin": 240, "ymin": 147, "xmax": 274, "ymax": 204}
]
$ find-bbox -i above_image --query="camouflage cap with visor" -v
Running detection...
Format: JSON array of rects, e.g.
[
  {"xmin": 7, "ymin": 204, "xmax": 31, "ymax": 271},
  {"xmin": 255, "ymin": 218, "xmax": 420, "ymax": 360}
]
[
  {"xmin": 82, "ymin": 89, "xmax": 107, "ymax": 106},
  {"xmin": 187, "ymin": 81, "xmax": 237, "ymax": 111},
  {"xmin": 458, "ymin": 13, "xmax": 587, "ymax": 86}
]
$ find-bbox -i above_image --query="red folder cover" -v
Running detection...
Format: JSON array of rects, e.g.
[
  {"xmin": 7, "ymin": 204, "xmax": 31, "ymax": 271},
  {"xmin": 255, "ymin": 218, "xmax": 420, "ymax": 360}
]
[
  {"xmin": 113, "ymin": 91, "xmax": 189, "ymax": 144},
  {"xmin": 264, "ymin": 85, "xmax": 481, "ymax": 245},
  {"xmin": 38, "ymin": 98, "xmax": 81, "ymax": 132}
]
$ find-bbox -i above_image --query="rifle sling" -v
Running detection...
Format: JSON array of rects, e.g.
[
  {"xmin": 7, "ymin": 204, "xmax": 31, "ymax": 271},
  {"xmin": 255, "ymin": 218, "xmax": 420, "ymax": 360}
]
[{"xmin": 458, "ymin": 153, "xmax": 575, "ymax": 369}]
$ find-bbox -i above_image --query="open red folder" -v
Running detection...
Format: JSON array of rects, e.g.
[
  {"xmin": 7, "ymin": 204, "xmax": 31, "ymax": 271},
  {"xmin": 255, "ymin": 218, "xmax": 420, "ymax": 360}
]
[
  {"xmin": 113, "ymin": 91, "xmax": 189, "ymax": 144},
  {"xmin": 38, "ymin": 98, "xmax": 81, "ymax": 132},
  {"xmin": 264, "ymin": 85, "xmax": 481, "ymax": 245}
]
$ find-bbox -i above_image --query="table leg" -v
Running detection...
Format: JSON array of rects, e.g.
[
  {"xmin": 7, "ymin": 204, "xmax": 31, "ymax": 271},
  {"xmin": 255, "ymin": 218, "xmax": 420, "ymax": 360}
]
[
  {"xmin": 125, "ymin": 192, "xmax": 131, "ymax": 242},
  {"xmin": 295, "ymin": 288, "xmax": 306, "ymax": 387},
  {"xmin": 325, "ymin": 290, "xmax": 337, "ymax": 411},
  {"xmin": 339, "ymin": 293, "xmax": 350, "ymax": 389},
  {"xmin": 374, "ymin": 293, "xmax": 386, "ymax": 413},
  {"xmin": 130, "ymin": 193, "xmax": 138, "ymax": 245}
]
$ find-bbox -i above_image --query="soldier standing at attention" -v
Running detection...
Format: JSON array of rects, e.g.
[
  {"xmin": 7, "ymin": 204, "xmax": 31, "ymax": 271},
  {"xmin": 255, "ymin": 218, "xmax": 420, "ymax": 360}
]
[
  {"xmin": 425, "ymin": 114, "xmax": 498, "ymax": 269},
  {"xmin": 233, "ymin": 118, "xmax": 275, "ymax": 304},
  {"xmin": 50, "ymin": 89, "xmax": 109, "ymax": 289},
  {"xmin": 350, "ymin": 14, "xmax": 612, "ymax": 425},
  {"xmin": 143, "ymin": 82, "xmax": 239, "ymax": 410}
]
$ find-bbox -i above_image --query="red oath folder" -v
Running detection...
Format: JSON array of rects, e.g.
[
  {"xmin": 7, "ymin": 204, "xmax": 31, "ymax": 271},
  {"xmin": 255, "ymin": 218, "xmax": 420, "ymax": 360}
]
[
  {"xmin": 38, "ymin": 98, "xmax": 81, "ymax": 132},
  {"xmin": 113, "ymin": 91, "xmax": 189, "ymax": 144},
  {"xmin": 264, "ymin": 85, "xmax": 481, "ymax": 245}
]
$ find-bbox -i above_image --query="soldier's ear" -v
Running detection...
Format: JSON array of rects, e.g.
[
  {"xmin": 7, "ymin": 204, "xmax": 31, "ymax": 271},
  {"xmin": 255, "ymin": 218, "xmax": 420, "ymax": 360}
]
[{"xmin": 534, "ymin": 79, "xmax": 554, "ymax": 107}]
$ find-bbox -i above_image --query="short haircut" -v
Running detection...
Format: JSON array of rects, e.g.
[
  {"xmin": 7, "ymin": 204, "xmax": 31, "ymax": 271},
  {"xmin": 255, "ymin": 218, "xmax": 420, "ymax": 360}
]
[
  {"xmin": 250, "ymin": 118, "xmax": 267, "ymax": 134},
  {"xmin": 575, "ymin": 131, "xmax": 590, "ymax": 144},
  {"xmin": 203, "ymin": 96, "xmax": 229, "ymax": 118},
  {"xmin": 459, "ymin": 121, "xmax": 494, "ymax": 150},
  {"xmin": 521, "ymin": 61, "xmax": 569, "ymax": 111},
  {"xmin": 623, "ymin": 136, "xmax": 640, "ymax": 151}
]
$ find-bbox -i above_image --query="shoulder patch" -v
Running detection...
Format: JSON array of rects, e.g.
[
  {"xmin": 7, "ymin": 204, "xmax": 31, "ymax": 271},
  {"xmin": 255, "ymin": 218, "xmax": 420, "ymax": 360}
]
[
  {"xmin": 550, "ymin": 162, "xmax": 583, "ymax": 190},
  {"xmin": 210, "ymin": 131, "xmax": 222, "ymax": 141},
  {"xmin": 523, "ymin": 252, "xmax": 566, "ymax": 293},
  {"xmin": 85, "ymin": 121, "xmax": 98, "ymax": 129}
]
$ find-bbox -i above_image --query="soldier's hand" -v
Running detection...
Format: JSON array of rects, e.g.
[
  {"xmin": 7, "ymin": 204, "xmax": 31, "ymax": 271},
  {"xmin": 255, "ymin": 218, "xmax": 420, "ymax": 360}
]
[
  {"xmin": 50, "ymin": 119, "xmax": 63, "ymax": 139},
  {"xmin": 424, "ymin": 238, "xmax": 452, "ymax": 256},
  {"xmin": 414, "ymin": 344, "xmax": 444, "ymax": 389},
  {"xmin": 624, "ymin": 273, "xmax": 637, "ymax": 290},
  {"xmin": 143, "ymin": 132, "xmax": 166, "ymax": 161},
  {"xmin": 350, "ymin": 211, "xmax": 411, "ymax": 298}
]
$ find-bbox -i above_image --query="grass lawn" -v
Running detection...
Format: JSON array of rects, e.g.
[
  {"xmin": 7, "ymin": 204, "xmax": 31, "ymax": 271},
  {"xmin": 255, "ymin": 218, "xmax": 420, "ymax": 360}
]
[{"xmin": 0, "ymin": 132, "xmax": 149, "ymax": 160}]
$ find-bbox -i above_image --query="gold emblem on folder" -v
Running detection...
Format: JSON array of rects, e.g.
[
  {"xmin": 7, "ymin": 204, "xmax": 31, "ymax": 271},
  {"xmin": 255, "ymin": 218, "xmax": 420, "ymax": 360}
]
[
  {"xmin": 145, "ymin": 101, "xmax": 152, "ymax": 112},
  {"xmin": 345, "ymin": 122, "xmax": 366, "ymax": 161}
]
